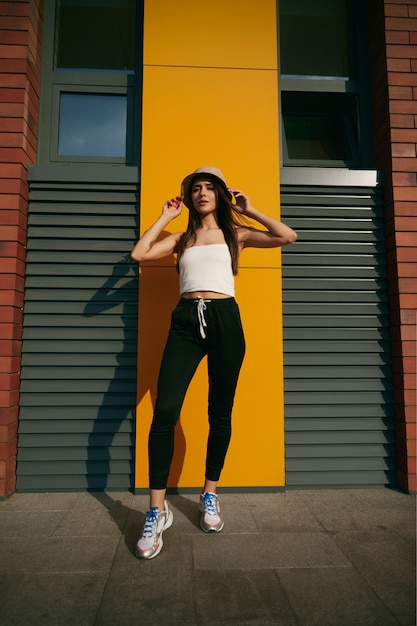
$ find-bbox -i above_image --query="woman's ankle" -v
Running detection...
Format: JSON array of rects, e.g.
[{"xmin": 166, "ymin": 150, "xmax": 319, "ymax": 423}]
[
  {"xmin": 202, "ymin": 479, "xmax": 218, "ymax": 495},
  {"xmin": 149, "ymin": 488, "xmax": 166, "ymax": 510}
]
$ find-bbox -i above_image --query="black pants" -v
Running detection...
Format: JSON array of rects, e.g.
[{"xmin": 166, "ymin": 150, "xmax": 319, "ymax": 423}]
[{"xmin": 149, "ymin": 297, "xmax": 246, "ymax": 489}]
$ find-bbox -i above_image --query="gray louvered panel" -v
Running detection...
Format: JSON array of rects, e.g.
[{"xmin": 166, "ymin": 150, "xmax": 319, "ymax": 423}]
[
  {"xmin": 283, "ymin": 278, "xmax": 388, "ymax": 292},
  {"xmin": 25, "ymin": 276, "xmax": 136, "ymax": 289},
  {"xmin": 295, "ymin": 230, "xmax": 384, "ymax": 242},
  {"xmin": 26, "ymin": 252, "xmax": 136, "ymax": 264},
  {"xmin": 25, "ymin": 263, "xmax": 135, "ymax": 277},
  {"xmin": 282, "ymin": 186, "xmax": 379, "ymax": 202},
  {"xmin": 285, "ymin": 365, "xmax": 391, "ymax": 378},
  {"xmin": 29, "ymin": 214, "xmax": 137, "ymax": 227},
  {"xmin": 284, "ymin": 354, "xmax": 390, "ymax": 367},
  {"xmin": 18, "ymin": 447, "xmax": 132, "ymax": 461},
  {"xmin": 287, "ymin": 444, "xmax": 396, "ymax": 458},
  {"xmin": 26, "ymin": 239, "xmax": 134, "ymax": 252},
  {"xmin": 285, "ymin": 407, "xmax": 394, "ymax": 420},
  {"xmin": 282, "ymin": 253, "xmax": 386, "ymax": 266},
  {"xmin": 285, "ymin": 328, "xmax": 388, "ymax": 340},
  {"xmin": 22, "ymin": 290, "xmax": 137, "ymax": 302},
  {"xmin": 285, "ymin": 471, "xmax": 397, "ymax": 487},
  {"xmin": 18, "ymin": 433, "xmax": 133, "ymax": 448},
  {"xmin": 286, "ymin": 457, "xmax": 397, "ymax": 472},
  {"xmin": 285, "ymin": 341, "xmax": 390, "ymax": 353},
  {"xmin": 14, "ymin": 474, "xmax": 131, "ymax": 492},
  {"xmin": 29, "ymin": 190, "xmax": 137, "ymax": 203},
  {"xmin": 21, "ymin": 352, "xmax": 137, "ymax": 368},
  {"xmin": 284, "ymin": 391, "xmax": 391, "ymax": 404},
  {"xmin": 28, "ymin": 227, "xmax": 138, "ymax": 239},
  {"xmin": 284, "ymin": 242, "xmax": 386, "ymax": 255},
  {"xmin": 28, "ymin": 203, "xmax": 138, "ymax": 216},
  {"xmin": 283, "ymin": 303, "xmax": 390, "ymax": 315},
  {"xmin": 30, "ymin": 186, "xmax": 137, "ymax": 194},
  {"xmin": 21, "ymin": 366, "xmax": 136, "ymax": 380},
  {"xmin": 23, "ymin": 301, "xmax": 137, "ymax": 316},
  {"xmin": 285, "ymin": 431, "xmax": 395, "ymax": 445},
  {"xmin": 285, "ymin": 266, "xmax": 386, "ymax": 278},
  {"xmin": 19, "ymin": 405, "xmax": 136, "ymax": 420},
  {"xmin": 21, "ymin": 340, "xmax": 137, "ymax": 353},
  {"xmin": 19, "ymin": 420, "xmax": 134, "ymax": 434},
  {"xmin": 20, "ymin": 378, "xmax": 137, "ymax": 393},
  {"xmin": 22, "ymin": 327, "xmax": 137, "ymax": 341},
  {"xmin": 285, "ymin": 292, "xmax": 387, "ymax": 304},
  {"xmin": 284, "ymin": 378, "xmax": 391, "ymax": 392},
  {"xmin": 22, "ymin": 314, "xmax": 137, "ymax": 328},
  {"xmin": 284, "ymin": 316, "xmax": 387, "ymax": 328},
  {"xmin": 16, "ymin": 169, "xmax": 138, "ymax": 492},
  {"xmin": 281, "ymin": 180, "xmax": 395, "ymax": 488}
]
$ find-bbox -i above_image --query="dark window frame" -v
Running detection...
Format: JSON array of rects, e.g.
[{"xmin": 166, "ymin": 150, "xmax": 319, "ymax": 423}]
[
  {"xmin": 277, "ymin": 0, "xmax": 373, "ymax": 170},
  {"xmin": 37, "ymin": 0, "xmax": 142, "ymax": 166},
  {"xmin": 50, "ymin": 86, "xmax": 132, "ymax": 162}
]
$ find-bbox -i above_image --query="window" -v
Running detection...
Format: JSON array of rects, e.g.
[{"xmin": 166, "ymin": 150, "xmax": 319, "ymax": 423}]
[
  {"xmin": 38, "ymin": 0, "xmax": 141, "ymax": 165},
  {"xmin": 58, "ymin": 93, "xmax": 127, "ymax": 157},
  {"xmin": 280, "ymin": 0, "xmax": 355, "ymax": 80},
  {"xmin": 281, "ymin": 92, "xmax": 359, "ymax": 166},
  {"xmin": 55, "ymin": 0, "xmax": 136, "ymax": 72},
  {"xmin": 279, "ymin": 0, "xmax": 372, "ymax": 168}
]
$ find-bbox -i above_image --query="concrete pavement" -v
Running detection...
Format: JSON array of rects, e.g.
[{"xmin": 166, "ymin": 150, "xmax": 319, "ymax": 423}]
[{"xmin": 0, "ymin": 488, "xmax": 415, "ymax": 625}]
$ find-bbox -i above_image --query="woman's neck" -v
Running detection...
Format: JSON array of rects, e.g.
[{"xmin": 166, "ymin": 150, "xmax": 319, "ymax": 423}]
[{"xmin": 199, "ymin": 215, "xmax": 219, "ymax": 230}]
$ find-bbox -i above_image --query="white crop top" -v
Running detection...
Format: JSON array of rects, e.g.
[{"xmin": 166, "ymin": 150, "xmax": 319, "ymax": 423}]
[{"xmin": 179, "ymin": 244, "xmax": 235, "ymax": 297}]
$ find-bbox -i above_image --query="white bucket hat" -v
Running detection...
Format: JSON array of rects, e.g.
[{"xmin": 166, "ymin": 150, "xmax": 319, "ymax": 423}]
[{"xmin": 181, "ymin": 166, "xmax": 232, "ymax": 209}]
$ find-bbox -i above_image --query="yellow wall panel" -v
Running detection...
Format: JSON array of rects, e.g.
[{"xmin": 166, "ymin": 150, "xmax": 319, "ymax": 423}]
[
  {"xmin": 136, "ymin": 266, "xmax": 284, "ymax": 488},
  {"xmin": 136, "ymin": 0, "xmax": 284, "ymax": 489},
  {"xmin": 139, "ymin": 65, "xmax": 281, "ymax": 269},
  {"xmin": 143, "ymin": 0, "xmax": 278, "ymax": 70}
]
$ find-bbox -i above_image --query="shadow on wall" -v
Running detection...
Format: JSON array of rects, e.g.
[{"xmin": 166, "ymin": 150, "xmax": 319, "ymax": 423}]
[
  {"xmin": 83, "ymin": 254, "xmax": 138, "ymax": 492},
  {"xmin": 83, "ymin": 235, "xmax": 186, "ymax": 493}
]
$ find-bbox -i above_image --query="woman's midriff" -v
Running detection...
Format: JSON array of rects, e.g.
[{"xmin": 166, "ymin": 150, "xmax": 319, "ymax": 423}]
[{"xmin": 181, "ymin": 291, "xmax": 232, "ymax": 299}]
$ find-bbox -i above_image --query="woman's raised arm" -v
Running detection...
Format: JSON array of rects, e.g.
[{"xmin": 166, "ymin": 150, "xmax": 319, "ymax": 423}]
[
  {"xmin": 131, "ymin": 196, "xmax": 183, "ymax": 262},
  {"xmin": 229, "ymin": 188, "xmax": 297, "ymax": 249}
]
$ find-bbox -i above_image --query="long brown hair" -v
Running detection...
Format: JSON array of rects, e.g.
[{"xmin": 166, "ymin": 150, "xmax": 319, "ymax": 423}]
[{"xmin": 175, "ymin": 177, "xmax": 247, "ymax": 275}]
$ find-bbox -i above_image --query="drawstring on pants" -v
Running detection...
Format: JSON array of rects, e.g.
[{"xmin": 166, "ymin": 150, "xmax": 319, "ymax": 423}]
[{"xmin": 196, "ymin": 297, "xmax": 210, "ymax": 339}]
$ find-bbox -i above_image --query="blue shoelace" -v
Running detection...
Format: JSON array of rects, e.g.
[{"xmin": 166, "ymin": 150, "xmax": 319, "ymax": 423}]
[
  {"xmin": 203, "ymin": 493, "xmax": 218, "ymax": 516},
  {"xmin": 142, "ymin": 507, "xmax": 159, "ymax": 537}
]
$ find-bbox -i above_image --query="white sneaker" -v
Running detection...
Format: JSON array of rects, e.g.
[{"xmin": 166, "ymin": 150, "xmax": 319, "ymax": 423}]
[
  {"xmin": 199, "ymin": 492, "xmax": 224, "ymax": 532},
  {"xmin": 135, "ymin": 501, "xmax": 173, "ymax": 559}
]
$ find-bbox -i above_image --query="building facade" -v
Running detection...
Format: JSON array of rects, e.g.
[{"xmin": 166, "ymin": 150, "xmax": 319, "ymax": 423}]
[{"xmin": 0, "ymin": 0, "xmax": 416, "ymax": 496}]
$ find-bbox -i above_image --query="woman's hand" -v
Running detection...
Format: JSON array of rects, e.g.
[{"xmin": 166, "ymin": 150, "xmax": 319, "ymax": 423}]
[
  {"xmin": 131, "ymin": 196, "xmax": 183, "ymax": 262},
  {"xmin": 228, "ymin": 188, "xmax": 254, "ymax": 216},
  {"xmin": 162, "ymin": 196, "xmax": 183, "ymax": 220}
]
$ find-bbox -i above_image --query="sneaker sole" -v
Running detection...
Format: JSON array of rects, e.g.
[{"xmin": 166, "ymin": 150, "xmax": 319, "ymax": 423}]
[{"xmin": 135, "ymin": 509, "xmax": 174, "ymax": 560}]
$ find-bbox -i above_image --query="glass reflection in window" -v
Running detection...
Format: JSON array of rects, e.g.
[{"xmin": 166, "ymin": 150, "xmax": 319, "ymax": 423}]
[
  {"xmin": 284, "ymin": 115, "xmax": 352, "ymax": 161},
  {"xmin": 281, "ymin": 91, "xmax": 359, "ymax": 164},
  {"xmin": 58, "ymin": 93, "xmax": 127, "ymax": 157}
]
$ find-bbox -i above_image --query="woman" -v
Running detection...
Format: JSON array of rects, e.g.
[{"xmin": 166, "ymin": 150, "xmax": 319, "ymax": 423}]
[{"xmin": 131, "ymin": 166, "xmax": 297, "ymax": 559}]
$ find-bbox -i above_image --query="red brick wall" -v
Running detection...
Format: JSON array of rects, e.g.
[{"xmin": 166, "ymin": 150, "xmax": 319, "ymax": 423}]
[
  {"xmin": 368, "ymin": 0, "xmax": 417, "ymax": 493},
  {"xmin": 0, "ymin": 0, "xmax": 42, "ymax": 497}
]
